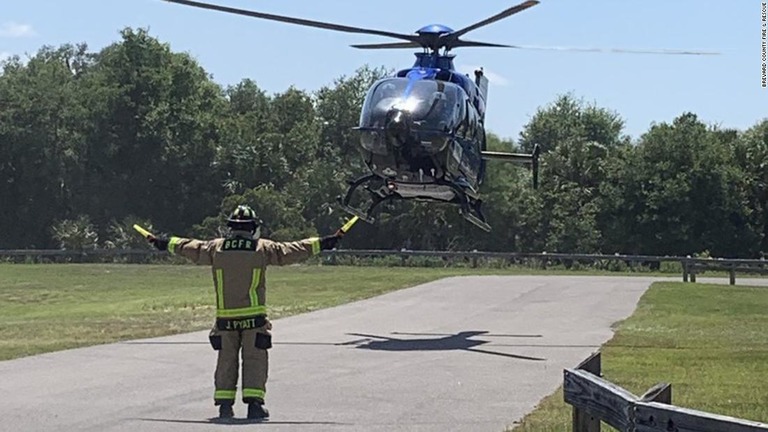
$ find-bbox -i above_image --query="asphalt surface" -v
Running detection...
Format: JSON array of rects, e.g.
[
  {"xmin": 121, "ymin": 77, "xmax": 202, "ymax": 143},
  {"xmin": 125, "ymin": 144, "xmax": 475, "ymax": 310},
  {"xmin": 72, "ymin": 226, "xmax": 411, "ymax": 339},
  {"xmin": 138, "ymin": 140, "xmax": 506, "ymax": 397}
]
[{"xmin": 2, "ymin": 275, "xmax": 766, "ymax": 432}]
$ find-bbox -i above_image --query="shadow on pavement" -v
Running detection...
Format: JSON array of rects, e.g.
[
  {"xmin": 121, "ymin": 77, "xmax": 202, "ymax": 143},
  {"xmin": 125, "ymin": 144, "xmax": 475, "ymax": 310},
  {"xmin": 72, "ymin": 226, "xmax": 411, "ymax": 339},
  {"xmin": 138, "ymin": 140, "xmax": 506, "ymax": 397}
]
[
  {"xmin": 136, "ymin": 417, "xmax": 350, "ymax": 426},
  {"xmin": 121, "ymin": 341, "xmax": 208, "ymax": 345},
  {"xmin": 343, "ymin": 330, "xmax": 547, "ymax": 361}
]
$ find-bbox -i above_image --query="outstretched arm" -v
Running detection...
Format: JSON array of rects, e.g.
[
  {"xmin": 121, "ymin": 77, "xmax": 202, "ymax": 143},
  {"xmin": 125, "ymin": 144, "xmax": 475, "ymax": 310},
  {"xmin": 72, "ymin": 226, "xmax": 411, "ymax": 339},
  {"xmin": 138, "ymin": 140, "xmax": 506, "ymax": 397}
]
[
  {"xmin": 262, "ymin": 234, "xmax": 341, "ymax": 266},
  {"xmin": 150, "ymin": 236, "xmax": 215, "ymax": 265}
]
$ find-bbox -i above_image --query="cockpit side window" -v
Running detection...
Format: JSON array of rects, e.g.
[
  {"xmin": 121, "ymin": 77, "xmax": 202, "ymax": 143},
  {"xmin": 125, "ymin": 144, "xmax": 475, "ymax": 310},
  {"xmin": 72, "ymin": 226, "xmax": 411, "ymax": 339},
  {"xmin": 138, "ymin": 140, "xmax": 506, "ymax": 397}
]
[{"xmin": 370, "ymin": 80, "xmax": 403, "ymax": 105}]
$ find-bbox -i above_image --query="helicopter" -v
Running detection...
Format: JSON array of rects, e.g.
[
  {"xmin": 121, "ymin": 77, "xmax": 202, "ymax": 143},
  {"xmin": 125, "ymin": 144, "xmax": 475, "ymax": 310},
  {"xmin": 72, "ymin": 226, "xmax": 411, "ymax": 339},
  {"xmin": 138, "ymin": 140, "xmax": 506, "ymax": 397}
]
[{"xmin": 163, "ymin": 0, "xmax": 717, "ymax": 232}]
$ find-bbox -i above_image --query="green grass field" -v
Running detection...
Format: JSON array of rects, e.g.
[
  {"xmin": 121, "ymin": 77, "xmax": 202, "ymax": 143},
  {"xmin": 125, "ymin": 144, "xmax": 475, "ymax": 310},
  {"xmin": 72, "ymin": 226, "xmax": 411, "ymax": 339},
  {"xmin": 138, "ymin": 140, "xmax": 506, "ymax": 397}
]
[
  {"xmin": 511, "ymin": 281, "xmax": 768, "ymax": 430},
  {"xmin": 0, "ymin": 263, "xmax": 551, "ymax": 361}
]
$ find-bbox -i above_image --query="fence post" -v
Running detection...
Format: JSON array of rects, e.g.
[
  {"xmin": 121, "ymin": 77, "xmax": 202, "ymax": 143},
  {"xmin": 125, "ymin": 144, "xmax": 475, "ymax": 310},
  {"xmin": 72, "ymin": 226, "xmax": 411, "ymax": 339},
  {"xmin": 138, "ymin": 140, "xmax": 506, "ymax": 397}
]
[
  {"xmin": 729, "ymin": 265, "xmax": 736, "ymax": 285},
  {"xmin": 689, "ymin": 258, "xmax": 697, "ymax": 283},
  {"xmin": 682, "ymin": 257, "xmax": 690, "ymax": 282},
  {"xmin": 573, "ymin": 352, "xmax": 601, "ymax": 432}
]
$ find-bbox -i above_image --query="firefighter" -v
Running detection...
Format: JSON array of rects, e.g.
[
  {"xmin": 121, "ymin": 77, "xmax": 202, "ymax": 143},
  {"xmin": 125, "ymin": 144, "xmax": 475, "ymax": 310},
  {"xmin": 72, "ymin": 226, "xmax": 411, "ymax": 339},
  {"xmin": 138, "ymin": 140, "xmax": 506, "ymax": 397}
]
[{"xmin": 147, "ymin": 205, "xmax": 342, "ymax": 420}]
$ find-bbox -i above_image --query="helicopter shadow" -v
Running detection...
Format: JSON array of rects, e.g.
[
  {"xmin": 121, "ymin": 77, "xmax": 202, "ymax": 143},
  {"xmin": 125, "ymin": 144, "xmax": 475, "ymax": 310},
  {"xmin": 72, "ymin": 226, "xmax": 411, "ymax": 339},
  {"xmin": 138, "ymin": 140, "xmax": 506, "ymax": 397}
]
[{"xmin": 344, "ymin": 330, "xmax": 547, "ymax": 362}]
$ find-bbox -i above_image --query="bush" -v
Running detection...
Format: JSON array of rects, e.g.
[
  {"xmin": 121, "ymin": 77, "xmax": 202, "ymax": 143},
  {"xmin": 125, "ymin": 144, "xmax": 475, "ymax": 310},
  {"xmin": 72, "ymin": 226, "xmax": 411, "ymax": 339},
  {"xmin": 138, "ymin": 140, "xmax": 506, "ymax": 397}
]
[{"xmin": 51, "ymin": 215, "xmax": 99, "ymax": 251}]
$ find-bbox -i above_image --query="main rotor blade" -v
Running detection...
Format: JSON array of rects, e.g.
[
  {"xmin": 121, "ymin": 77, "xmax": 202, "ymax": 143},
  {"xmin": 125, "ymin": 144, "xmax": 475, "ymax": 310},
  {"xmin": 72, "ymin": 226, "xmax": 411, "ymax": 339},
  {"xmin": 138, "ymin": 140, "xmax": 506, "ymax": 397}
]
[
  {"xmin": 448, "ymin": 0, "xmax": 539, "ymax": 40},
  {"xmin": 450, "ymin": 39, "xmax": 720, "ymax": 55},
  {"xmin": 350, "ymin": 41, "xmax": 423, "ymax": 50},
  {"xmin": 164, "ymin": 0, "xmax": 419, "ymax": 43},
  {"xmin": 503, "ymin": 44, "xmax": 721, "ymax": 55},
  {"xmin": 450, "ymin": 39, "xmax": 516, "ymax": 48}
]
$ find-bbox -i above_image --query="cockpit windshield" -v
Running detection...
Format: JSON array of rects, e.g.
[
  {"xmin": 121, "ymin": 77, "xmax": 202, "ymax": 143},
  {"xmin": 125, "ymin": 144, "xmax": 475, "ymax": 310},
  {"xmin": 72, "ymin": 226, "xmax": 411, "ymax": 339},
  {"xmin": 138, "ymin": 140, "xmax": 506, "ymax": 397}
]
[{"xmin": 359, "ymin": 77, "xmax": 463, "ymax": 132}]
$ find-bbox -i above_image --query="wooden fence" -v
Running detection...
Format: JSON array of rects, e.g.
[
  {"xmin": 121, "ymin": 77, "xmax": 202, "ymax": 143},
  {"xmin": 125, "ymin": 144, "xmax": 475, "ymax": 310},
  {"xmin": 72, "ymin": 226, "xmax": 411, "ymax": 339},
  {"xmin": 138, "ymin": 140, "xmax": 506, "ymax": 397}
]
[
  {"xmin": 685, "ymin": 260, "xmax": 768, "ymax": 285},
  {"xmin": 564, "ymin": 352, "xmax": 768, "ymax": 431}
]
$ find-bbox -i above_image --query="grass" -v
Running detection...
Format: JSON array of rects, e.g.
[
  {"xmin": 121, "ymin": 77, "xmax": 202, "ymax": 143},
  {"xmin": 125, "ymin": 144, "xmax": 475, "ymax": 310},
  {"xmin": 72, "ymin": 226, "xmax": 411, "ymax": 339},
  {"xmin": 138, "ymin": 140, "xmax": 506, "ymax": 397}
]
[
  {"xmin": 0, "ymin": 263, "xmax": 570, "ymax": 361},
  {"xmin": 511, "ymin": 281, "xmax": 768, "ymax": 430}
]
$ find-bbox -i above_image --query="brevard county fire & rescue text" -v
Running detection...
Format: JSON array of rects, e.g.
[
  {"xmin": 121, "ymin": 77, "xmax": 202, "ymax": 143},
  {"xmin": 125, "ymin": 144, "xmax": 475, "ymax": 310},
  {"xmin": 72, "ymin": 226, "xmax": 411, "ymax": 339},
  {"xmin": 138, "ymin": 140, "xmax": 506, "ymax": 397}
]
[{"xmin": 762, "ymin": 1, "xmax": 767, "ymax": 87}]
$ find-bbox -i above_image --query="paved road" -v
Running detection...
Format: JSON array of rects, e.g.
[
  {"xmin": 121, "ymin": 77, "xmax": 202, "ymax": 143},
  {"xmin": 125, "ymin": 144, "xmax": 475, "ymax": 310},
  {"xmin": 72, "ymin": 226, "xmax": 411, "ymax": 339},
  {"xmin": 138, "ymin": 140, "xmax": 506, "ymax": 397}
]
[{"xmin": 1, "ymin": 275, "xmax": 765, "ymax": 432}]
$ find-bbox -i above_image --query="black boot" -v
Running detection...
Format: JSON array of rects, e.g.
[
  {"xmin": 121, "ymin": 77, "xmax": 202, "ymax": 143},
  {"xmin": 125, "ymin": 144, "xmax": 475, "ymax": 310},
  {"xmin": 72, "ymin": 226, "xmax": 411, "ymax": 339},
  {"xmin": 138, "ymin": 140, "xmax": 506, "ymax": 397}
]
[
  {"xmin": 247, "ymin": 402, "xmax": 269, "ymax": 419},
  {"xmin": 218, "ymin": 402, "xmax": 234, "ymax": 419}
]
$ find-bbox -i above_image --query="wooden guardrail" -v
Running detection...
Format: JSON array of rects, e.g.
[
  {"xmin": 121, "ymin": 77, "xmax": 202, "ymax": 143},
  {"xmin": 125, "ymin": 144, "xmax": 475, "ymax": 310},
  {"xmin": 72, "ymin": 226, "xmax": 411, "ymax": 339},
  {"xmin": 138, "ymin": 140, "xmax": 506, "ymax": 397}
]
[
  {"xmin": 564, "ymin": 352, "xmax": 768, "ymax": 431},
  {"xmin": 685, "ymin": 260, "xmax": 768, "ymax": 285},
  {"xmin": 0, "ymin": 249, "xmax": 766, "ymax": 283},
  {"xmin": 329, "ymin": 250, "xmax": 681, "ymax": 268}
]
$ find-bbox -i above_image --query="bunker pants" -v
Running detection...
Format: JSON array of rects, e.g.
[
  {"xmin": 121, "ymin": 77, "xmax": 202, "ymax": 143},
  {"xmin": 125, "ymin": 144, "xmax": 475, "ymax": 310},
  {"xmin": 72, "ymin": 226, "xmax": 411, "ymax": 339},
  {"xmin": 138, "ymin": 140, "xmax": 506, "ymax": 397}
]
[{"xmin": 210, "ymin": 320, "xmax": 272, "ymax": 405}]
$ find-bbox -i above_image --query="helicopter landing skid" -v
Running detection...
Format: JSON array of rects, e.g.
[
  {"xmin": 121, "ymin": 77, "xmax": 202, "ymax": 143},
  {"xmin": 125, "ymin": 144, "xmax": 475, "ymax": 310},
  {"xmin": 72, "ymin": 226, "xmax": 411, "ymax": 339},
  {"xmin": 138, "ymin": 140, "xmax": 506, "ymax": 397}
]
[
  {"xmin": 459, "ymin": 206, "xmax": 491, "ymax": 233},
  {"xmin": 336, "ymin": 174, "xmax": 394, "ymax": 224},
  {"xmin": 337, "ymin": 174, "xmax": 492, "ymax": 232},
  {"xmin": 441, "ymin": 180, "xmax": 492, "ymax": 232}
]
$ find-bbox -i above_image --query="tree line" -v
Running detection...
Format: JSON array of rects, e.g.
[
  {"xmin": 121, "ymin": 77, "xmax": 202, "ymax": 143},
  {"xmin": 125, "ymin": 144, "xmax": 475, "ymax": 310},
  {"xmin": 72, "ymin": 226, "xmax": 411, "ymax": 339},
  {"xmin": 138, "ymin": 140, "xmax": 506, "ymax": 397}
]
[{"xmin": 1, "ymin": 28, "xmax": 765, "ymax": 258}]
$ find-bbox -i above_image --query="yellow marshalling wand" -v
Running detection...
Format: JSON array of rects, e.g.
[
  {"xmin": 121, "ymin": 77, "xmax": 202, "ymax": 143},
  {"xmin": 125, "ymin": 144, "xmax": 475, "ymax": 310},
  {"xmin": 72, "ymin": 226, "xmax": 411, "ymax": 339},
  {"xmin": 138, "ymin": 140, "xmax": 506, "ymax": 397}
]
[
  {"xmin": 336, "ymin": 216, "xmax": 359, "ymax": 236},
  {"xmin": 132, "ymin": 224, "xmax": 155, "ymax": 240}
]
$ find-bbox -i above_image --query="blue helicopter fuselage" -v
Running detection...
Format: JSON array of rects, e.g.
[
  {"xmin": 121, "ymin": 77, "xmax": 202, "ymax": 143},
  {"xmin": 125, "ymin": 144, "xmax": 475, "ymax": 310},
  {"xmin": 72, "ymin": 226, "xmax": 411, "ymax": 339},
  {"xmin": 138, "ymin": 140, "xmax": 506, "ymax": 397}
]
[{"xmin": 356, "ymin": 48, "xmax": 490, "ymax": 196}]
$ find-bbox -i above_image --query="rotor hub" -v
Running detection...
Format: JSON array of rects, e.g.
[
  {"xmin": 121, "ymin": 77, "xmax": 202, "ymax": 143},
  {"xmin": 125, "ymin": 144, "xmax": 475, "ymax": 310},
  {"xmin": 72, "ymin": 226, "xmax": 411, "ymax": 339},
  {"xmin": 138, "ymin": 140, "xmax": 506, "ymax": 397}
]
[{"xmin": 416, "ymin": 24, "xmax": 454, "ymax": 35}]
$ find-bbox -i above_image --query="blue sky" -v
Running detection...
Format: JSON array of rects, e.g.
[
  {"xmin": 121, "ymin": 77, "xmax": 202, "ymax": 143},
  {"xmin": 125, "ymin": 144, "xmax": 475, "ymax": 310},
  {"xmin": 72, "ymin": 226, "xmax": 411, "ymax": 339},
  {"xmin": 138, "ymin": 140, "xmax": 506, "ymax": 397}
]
[{"xmin": 1, "ymin": 0, "xmax": 765, "ymax": 142}]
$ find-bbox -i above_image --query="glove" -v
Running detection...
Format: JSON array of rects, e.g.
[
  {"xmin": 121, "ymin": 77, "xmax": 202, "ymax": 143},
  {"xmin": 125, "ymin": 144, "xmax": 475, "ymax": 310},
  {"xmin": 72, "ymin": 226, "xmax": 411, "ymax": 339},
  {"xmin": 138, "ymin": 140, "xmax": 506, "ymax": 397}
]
[
  {"xmin": 149, "ymin": 235, "xmax": 169, "ymax": 251},
  {"xmin": 319, "ymin": 233, "xmax": 342, "ymax": 251}
]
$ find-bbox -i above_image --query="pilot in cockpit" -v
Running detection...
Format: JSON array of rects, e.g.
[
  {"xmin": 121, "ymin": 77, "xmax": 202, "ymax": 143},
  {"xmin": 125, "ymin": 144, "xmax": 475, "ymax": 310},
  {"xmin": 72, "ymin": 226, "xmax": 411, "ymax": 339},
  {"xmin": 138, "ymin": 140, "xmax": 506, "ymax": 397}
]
[{"xmin": 376, "ymin": 82, "xmax": 399, "ymax": 104}]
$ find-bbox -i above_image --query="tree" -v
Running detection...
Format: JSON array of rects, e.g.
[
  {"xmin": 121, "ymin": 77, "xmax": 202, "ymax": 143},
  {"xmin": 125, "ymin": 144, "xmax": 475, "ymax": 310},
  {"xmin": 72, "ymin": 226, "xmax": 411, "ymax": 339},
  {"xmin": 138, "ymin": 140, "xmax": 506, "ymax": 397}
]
[
  {"xmin": 195, "ymin": 185, "xmax": 317, "ymax": 242},
  {"xmin": 216, "ymin": 79, "xmax": 274, "ymax": 195},
  {"xmin": 0, "ymin": 44, "xmax": 93, "ymax": 247},
  {"xmin": 517, "ymin": 94, "xmax": 628, "ymax": 253},
  {"xmin": 608, "ymin": 113, "xmax": 757, "ymax": 257},
  {"xmin": 2, "ymin": 28, "xmax": 765, "ymax": 258},
  {"xmin": 78, "ymin": 27, "xmax": 226, "ymax": 236},
  {"xmin": 518, "ymin": 93, "xmax": 629, "ymax": 154},
  {"xmin": 732, "ymin": 119, "xmax": 768, "ymax": 254}
]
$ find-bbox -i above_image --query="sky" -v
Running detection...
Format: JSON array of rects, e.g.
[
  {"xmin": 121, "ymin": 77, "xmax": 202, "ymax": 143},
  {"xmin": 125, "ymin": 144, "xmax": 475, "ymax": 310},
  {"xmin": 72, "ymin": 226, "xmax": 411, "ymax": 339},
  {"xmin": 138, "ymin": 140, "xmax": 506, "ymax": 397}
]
[{"xmin": 1, "ymin": 0, "xmax": 765, "ymax": 142}]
